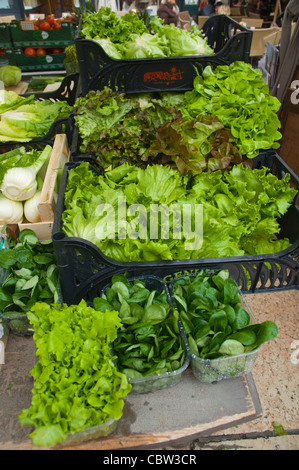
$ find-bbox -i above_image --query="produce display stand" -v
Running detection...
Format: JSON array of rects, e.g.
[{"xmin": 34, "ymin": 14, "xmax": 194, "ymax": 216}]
[
  {"xmin": 52, "ymin": 150, "xmax": 299, "ymax": 306},
  {"xmin": 0, "ymin": 21, "xmax": 75, "ymax": 71},
  {"xmin": 0, "ymin": 332, "xmax": 262, "ymax": 450},
  {"xmin": 14, "ymin": 50, "xmax": 66, "ymax": 72},
  {"xmin": 75, "ymin": 15, "xmax": 253, "ymax": 95},
  {"xmin": 1, "ymin": 10, "xmax": 298, "ymax": 451},
  {"xmin": 9, "ymin": 21, "xmax": 75, "ymax": 48}
]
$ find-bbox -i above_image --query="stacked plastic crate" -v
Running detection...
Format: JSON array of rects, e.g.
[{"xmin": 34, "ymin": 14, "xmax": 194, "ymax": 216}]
[{"xmin": 0, "ymin": 20, "xmax": 75, "ymax": 71}]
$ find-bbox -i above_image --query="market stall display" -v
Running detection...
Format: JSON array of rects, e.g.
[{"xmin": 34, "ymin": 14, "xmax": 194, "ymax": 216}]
[
  {"xmin": 52, "ymin": 148, "xmax": 299, "ymax": 306},
  {"xmin": 0, "ymin": 5, "xmax": 298, "ymax": 451},
  {"xmin": 75, "ymin": 9, "xmax": 252, "ymax": 94}
]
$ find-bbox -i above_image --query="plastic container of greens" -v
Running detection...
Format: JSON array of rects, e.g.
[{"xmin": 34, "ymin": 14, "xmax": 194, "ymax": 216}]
[
  {"xmin": 169, "ymin": 272, "xmax": 263, "ymax": 383},
  {"xmin": 60, "ymin": 416, "xmax": 117, "ymax": 446},
  {"xmin": 101, "ymin": 274, "xmax": 189, "ymax": 394}
]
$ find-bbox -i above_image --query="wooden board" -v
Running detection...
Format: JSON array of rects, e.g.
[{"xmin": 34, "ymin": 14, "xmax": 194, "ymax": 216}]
[
  {"xmin": 6, "ymin": 81, "xmax": 29, "ymax": 95},
  {"xmin": 0, "ymin": 335, "xmax": 262, "ymax": 450}
]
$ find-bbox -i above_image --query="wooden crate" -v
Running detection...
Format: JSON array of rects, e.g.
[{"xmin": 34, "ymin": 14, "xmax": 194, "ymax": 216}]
[{"xmin": 1, "ymin": 134, "xmax": 70, "ymax": 241}]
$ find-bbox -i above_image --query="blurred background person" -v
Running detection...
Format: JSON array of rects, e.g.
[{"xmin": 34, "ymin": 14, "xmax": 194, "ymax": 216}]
[
  {"xmin": 157, "ymin": 0, "xmax": 180, "ymax": 25},
  {"xmin": 198, "ymin": 0, "xmax": 215, "ymax": 15},
  {"xmin": 217, "ymin": 3, "xmax": 231, "ymax": 14}
]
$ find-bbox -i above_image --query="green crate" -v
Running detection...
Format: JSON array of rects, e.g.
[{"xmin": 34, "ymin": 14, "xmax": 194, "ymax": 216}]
[
  {"xmin": 0, "ymin": 24, "xmax": 13, "ymax": 48},
  {"xmin": 14, "ymin": 50, "xmax": 66, "ymax": 71},
  {"xmin": 10, "ymin": 22, "xmax": 75, "ymax": 48},
  {"xmin": 0, "ymin": 49, "xmax": 16, "ymax": 66}
]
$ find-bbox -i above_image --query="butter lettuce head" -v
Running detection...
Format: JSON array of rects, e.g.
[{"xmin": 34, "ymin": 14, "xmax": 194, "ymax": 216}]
[{"xmin": 183, "ymin": 62, "xmax": 282, "ymax": 158}]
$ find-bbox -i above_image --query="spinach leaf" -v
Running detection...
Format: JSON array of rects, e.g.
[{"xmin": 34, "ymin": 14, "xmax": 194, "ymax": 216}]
[
  {"xmin": 96, "ymin": 274, "xmax": 186, "ymax": 379},
  {"xmin": 0, "ymin": 229, "xmax": 59, "ymax": 319}
]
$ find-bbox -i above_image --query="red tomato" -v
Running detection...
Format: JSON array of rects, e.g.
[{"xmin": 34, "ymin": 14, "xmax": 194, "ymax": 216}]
[
  {"xmin": 36, "ymin": 48, "xmax": 46, "ymax": 55},
  {"xmin": 46, "ymin": 15, "xmax": 55, "ymax": 26},
  {"xmin": 0, "ymin": 48, "xmax": 5, "ymax": 56},
  {"xmin": 52, "ymin": 21, "xmax": 61, "ymax": 29},
  {"xmin": 24, "ymin": 47, "xmax": 36, "ymax": 56},
  {"xmin": 51, "ymin": 48, "xmax": 63, "ymax": 54},
  {"xmin": 39, "ymin": 21, "xmax": 51, "ymax": 30}
]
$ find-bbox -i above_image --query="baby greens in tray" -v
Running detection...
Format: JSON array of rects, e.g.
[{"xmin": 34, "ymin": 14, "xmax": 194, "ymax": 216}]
[
  {"xmin": 172, "ymin": 270, "xmax": 278, "ymax": 360},
  {"xmin": 0, "ymin": 228, "xmax": 59, "ymax": 334},
  {"xmin": 93, "ymin": 274, "xmax": 186, "ymax": 380}
]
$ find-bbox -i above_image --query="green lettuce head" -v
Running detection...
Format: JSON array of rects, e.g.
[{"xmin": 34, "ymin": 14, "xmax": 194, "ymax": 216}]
[{"xmin": 0, "ymin": 65, "xmax": 22, "ymax": 87}]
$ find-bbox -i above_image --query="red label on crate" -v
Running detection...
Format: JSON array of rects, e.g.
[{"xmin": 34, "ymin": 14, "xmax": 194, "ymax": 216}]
[{"xmin": 143, "ymin": 67, "xmax": 184, "ymax": 85}]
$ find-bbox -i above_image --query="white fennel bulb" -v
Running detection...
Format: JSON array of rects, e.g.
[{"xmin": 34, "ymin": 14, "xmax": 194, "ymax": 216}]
[
  {"xmin": 1, "ymin": 145, "xmax": 52, "ymax": 201},
  {"xmin": 0, "ymin": 192, "xmax": 23, "ymax": 223},
  {"xmin": 1, "ymin": 166, "xmax": 37, "ymax": 201},
  {"xmin": 24, "ymin": 190, "xmax": 58, "ymax": 223},
  {"xmin": 24, "ymin": 190, "xmax": 42, "ymax": 223}
]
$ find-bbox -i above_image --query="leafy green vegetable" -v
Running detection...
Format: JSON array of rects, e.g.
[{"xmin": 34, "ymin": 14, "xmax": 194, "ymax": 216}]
[
  {"xmin": 183, "ymin": 62, "xmax": 282, "ymax": 158},
  {"xmin": 19, "ymin": 300, "xmax": 131, "ymax": 447},
  {"xmin": 75, "ymin": 87, "xmax": 185, "ymax": 169},
  {"xmin": 0, "ymin": 100, "xmax": 72, "ymax": 142},
  {"xmin": 62, "ymin": 161, "xmax": 297, "ymax": 261},
  {"xmin": 0, "ymin": 65, "xmax": 22, "ymax": 87},
  {"xmin": 0, "ymin": 90, "xmax": 34, "ymax": 115},
  {"xmin": 80, "ymin": 7, "xmax": 147, "ymax": 44},
  {"xmin": 95, "ymin": 275, "xmax": 186, "ymax": 380},
  {"xmin": 172, "ymin": 270, "xmax": 278, "ymax": 361},
  {"xmin": 74, "ymin": 87, "xmax": 243, "ymax": 173},
  {"xmin": 151, "ymin": 17, "xmax": 214, "ymax": 57},
  {"xmin": 123, "ymin": 32, "xmax": 168, "ymax": 59},
  {"xmin": 27, "ymin": 76, "xmax": 64, "ymax": 91},
  {"xmin": 0, "ymin": 229, "xmax": 59, "ymax": 320},
  {"xmin": 79, "ymin": 7, "xmax": 213, "ymax": 59}
]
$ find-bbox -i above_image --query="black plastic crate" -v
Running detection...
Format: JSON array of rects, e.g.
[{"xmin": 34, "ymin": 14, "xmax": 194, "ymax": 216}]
[
  {"xmin": 52, "ymin": 150, "xmax": 299, "ymax": 305},
  {"xmin": 0, "ymin": 73, "xmax": 79, "ymax": 150},
  {"xmin": 75, "ymin": 15, "xmax": 252, "ymax": 96}
]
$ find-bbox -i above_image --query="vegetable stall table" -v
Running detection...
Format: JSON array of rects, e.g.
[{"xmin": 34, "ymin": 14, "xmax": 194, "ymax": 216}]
[
  {"xmin": 1, "ymin": 286, "xmax": 298, "ymax": 451},
  {"xmin": 0, "ymin": 330, "xmax": 262, "ymax": 450}
]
